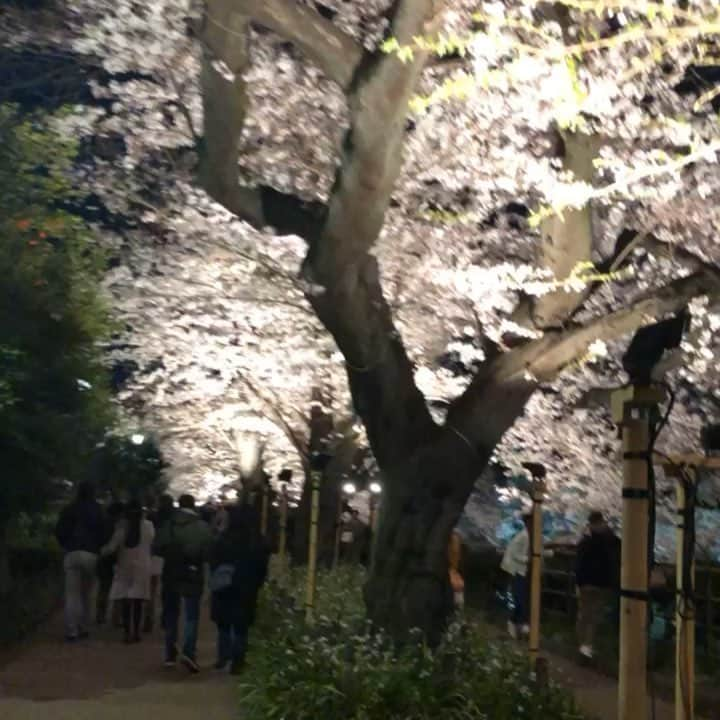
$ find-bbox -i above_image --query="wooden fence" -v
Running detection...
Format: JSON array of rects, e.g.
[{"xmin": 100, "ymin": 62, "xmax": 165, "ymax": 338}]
[{"xmin": 464, "ymin": 548, "xmax": 720, "ymax": 668}]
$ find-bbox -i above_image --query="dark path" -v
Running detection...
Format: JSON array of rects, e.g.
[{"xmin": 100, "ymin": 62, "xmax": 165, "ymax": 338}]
[{"xmin": 0, "ymin": 609, "xmax": 237, "ymax": 719}]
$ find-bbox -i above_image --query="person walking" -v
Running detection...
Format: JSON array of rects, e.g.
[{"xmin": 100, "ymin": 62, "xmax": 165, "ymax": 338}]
[
  {"xmin": 55, "ymin": 482, "xmax": 106, "ymax": 642},
  {"xmin": 448, "ymin": 529, "xmax": 465, "ymax": 612},
  {"xmin": 575, "ymin": 511, "xmax": 621, "ymax": 661},
  {"xmin": 501, "ymin": 514, "xmax": 532, "ymax": 639},
  {"xmin": 154, "ymin": 494, "xmax": 212, "ymax": 673},
  {"xmin": 102, "ymin": 499, "xmax": 155, "ymax": 643},
  {"xmin": 209, "ymin": 504, "xmax": 270, "ymax": 674},
  {"xmin": 145, "ymin": 493, "xmax": 174, "ymax": 633},
  {"xmin": 96, "ymin": 501, "xmax": 125, "ymax": 625}
]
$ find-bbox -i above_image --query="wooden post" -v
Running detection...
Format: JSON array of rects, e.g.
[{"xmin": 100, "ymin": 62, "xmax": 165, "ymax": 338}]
[
  {"xmin": 278, "ymin": 483, "xmax": 288, "ymax": 565},
  {"xmin": 611, "ymin": 386, "xmax": 663, "ymax": 720},
  {"xmin": 305, "ymin": 470, "xmax": 321, "ymax": 623},
  {"xmin": 675, "ymin": 469, "xmax": 695, "ymax": 720},
  {"xmin": 529, "ymin": 478, "xmax": 545, "ymax": 668}
]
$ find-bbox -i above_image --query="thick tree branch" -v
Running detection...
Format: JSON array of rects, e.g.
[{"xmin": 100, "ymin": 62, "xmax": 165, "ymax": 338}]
[
  {"xmin": 199, "ymin": 3, "xmax": 324, "ymax": 238},
  {"xmin": 501, "ymin": 269, "xmax": 720, "ymax": 385},
  {"xmin": 231, "ymin": 0, "xmax": 363, "ymax": 89},
  {"xmin": 303, "ymin": 1, "xmax": 444, "ymax": 466},
  {"xmin": 448, "ymin": 269, "xmax": 720, "ymax": 451}
]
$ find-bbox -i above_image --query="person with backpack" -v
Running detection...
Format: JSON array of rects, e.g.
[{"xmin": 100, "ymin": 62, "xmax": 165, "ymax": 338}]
[
  {"xmin": 209, "ymin": 504, "xmax": 270, "ymax": 674},
  {"xmin": 102, "ymin": 499, "xmax": 155, "ymax": 643},
  {"xmin": 55, "ymin": 482, "xmax": 107, "ymax": 642},
  {"xmin": 153, "ymin": 494, "xmax": 212, "ymax": 672}
]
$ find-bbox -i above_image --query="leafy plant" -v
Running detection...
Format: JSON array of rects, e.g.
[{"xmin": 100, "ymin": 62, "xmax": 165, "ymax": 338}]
[
  {"xmin": 0, "ymin": 103, "xmax": 114, "ymax": 525},
  {"xmin": 240, "ymin": 568, "xmax": 586, "ymax": 720}
]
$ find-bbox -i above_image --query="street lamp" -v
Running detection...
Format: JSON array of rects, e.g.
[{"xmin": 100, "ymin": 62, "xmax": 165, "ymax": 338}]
[{"xmin": 131, "ymin": 433, "xmax": 145, "ymax": 445}]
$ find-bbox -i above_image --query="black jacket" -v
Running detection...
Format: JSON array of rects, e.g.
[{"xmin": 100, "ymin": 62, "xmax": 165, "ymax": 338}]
[
  {"xmin": 55, "ymin": 500, "xmax": 106, "ymax": 554},
  {"xmin": 576, "ymin": 528, "xmax": 621, "ymax": 589},
  {"xmin": 209, "ymin": 531, "xmax": 270, "ymax": 626}
]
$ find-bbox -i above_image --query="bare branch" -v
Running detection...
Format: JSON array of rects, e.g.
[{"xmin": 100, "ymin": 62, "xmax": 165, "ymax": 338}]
[
  {"xmin": 228, "ymin": 0, "xmax": 363, "ymax": 89},
  {"xmin": 504, "ymin": 269, "xmax": 720, "ymax": 383},
  {"xmin": 235, "ymin": 372, "xmax": 309, "ymax": 462},
  {"xmin": 199, "ymin": 2, "xmax": 324, "ymax": 237}
]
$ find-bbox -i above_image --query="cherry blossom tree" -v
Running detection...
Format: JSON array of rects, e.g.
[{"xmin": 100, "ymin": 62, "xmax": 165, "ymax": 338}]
[{"xmin": 4, "ymin": 0, "xmax": 720, "ymax": 636}]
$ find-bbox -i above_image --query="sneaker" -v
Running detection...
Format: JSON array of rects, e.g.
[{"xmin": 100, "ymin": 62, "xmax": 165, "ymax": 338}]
[
  {"xmin": 164, "ymin": 659, "xmax": 177, "ymax": 669},
  {"xmin": 180, "ymin": 653, "xmax": 200, "ymax": 674},
  {"xmin": 213, "ymin": 660, "xmax": 228, "ymax": 671},
  {"xmin": 507, "ymin": 621, "xmax": 518, "ymax": 639},
  {"xmin": 579, "ymin": 644, "xmax": 594, "ymax": 659},
  {"xmin": 520, "ymin": 624, "xmax": 530, "ymax": 637},
  {"xmin": 64, "ymin": 635, "xmax": 79, "ymax": 643}
]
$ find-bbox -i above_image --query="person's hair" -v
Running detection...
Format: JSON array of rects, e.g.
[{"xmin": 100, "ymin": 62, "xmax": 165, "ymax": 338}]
[
  {"xmin": 125, "ymin": 499, "xmax": 143, "ymax": 549},
  {"xmin": 178, "ymin": 494, "xmax": 196, "ymax": 510},
  {"xmin": 154, "ymin": 493, "xmax": 175, "ymax": 527},
  {"xmin": 588, "ymin": 510, "xmax": 605, "ymax": 526},
  {"xmin": 226, "ymin": 504, "xmax": 261, "ymax": 549},
  {"xmin": 76, "ymin": 481, "xmax": 96, "ymax": 503}
]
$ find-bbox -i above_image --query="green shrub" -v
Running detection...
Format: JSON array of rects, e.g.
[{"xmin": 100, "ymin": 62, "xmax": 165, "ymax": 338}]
[{"xmin": 241, "ymin": 567, "xmax": 586, "ymax": 720}]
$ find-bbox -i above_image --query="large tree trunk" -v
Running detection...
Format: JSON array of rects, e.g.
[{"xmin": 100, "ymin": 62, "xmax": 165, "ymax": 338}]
[{"xmin": 364, "ymin": 434, "xmax": 487, "ymax": 642}]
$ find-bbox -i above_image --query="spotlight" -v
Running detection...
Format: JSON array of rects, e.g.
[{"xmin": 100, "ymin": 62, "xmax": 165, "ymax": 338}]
[
  {"xmin": 622, "ymin": 310, "xmax": 689, "ymax": 385},
  {"xmin": 701, "ymin": 424, "xmax": 720, "ymax": 455},
  {"xmin": 131, "ymin": 433, "xmax": 145, "ymax": 445},
  {"xmin": 309, "ymin": 451, "xmax": 332, "ymax": 472},
  {"xmin": 369, "ymin": 482, "xmax": 382, "ymax": 495},
  {"xmin": 342, "ymin": 482, "xmax": 357, "ymax": 495}
]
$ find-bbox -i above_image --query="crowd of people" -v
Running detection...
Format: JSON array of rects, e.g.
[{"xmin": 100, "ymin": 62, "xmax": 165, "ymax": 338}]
[
  {"xmin": 501, "ymin": 510, "xmax": 621, "ymax": 662},
  {"xmin": 55, "ymin": 482, "xmax": 270, "ymax": 675}
]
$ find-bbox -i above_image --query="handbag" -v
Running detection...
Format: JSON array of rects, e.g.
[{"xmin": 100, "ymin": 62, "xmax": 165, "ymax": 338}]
[{"xmin": 209, "ymin": 563, "xmax": 235, "ymax": 592}]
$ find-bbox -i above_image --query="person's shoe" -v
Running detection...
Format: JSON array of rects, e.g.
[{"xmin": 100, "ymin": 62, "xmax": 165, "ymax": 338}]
[
  {"xmin": 78, "ymin": 631, "xmax": 90, "ymax": 640},
  {"xmin": 520, "ymin": 624, "xmax": 530, "ymax": 637},
  {"xmin": 507, "ymin": 621, "xmax": 518, "ymax": 639},
  {"xmin": 124, "ymin": 632, "xmax": 133, "ymax": 644},
  {"xmin": 213, "ymin": 660, "xmax": 229, "ymax": 671},
  {"xmin": 64, "ymin": 635, "xmax": 79, "ymax": 643},
  {"xmin": 579, "ymin": 644, "xmax": 594, "ymax": 659},
  {"xmin": 180, "ymin": 653, "xmax": 200, "ymax": 674},
  {"xmin": 164, "ymin": 658, "xmax": 177, "ymax": 668}
]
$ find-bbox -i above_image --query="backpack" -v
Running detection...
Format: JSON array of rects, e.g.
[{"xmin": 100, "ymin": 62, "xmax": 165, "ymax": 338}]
[
  {"xmin": 209, "ymin": 563, "xmax": 236, "ymax": 593},
  {"xmin": 165, "ymin": 520, "xmax": 204, "ymax": 587}
]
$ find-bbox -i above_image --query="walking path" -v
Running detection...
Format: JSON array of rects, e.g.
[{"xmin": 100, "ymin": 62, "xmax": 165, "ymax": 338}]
[
  {"xmin": 547, "ymin": 650, "xmax": 680, "ymax": 720},
  {"xmin": 0, "ymin": 610, "xmax": 237, "ymax": 720}
]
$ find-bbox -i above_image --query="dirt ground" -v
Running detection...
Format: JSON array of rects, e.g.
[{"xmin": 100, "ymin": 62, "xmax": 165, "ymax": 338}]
[{"xmin": 0, "ymin": 608, "xmax": 237, "ymax": 720}]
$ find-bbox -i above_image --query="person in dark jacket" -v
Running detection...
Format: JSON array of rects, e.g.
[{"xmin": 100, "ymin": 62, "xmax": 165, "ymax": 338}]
[
  {"xmin": 145, "ymin": 493, "xmax": 174, "ymax": 633},
  {"xmin": 575, "ymin": 511, "xmax": 621, "ymax": 660},
  {"xmin": 55, "ymin": 481, "xmax": 106, "ymax": 641},
  {"xmin": 96, "ymin": 501, "xmax": 125, "ymax": 624},
  {"xmin": 153, "ymin": 494, "xmax": 212, "ymax": 672},
  {"xmin": 209, "ymin": 504, "xmax": 270, "ymax": 674}
]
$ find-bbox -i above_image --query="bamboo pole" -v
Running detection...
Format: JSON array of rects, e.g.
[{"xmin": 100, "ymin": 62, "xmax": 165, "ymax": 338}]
[
  {"xmin": 528, "ymin": 479, "xmax": 545, "ymax": 668},
  {"xmin": 305, "ymin": 470, "xmax": 321, "ymax": 623},
  {"xmin": 618, "ymin": 409, "xmax": 651, "ymax": 720},
  {"xmin": 675, "ymin": 470, "xmax": 695, "ymax": 720}
]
